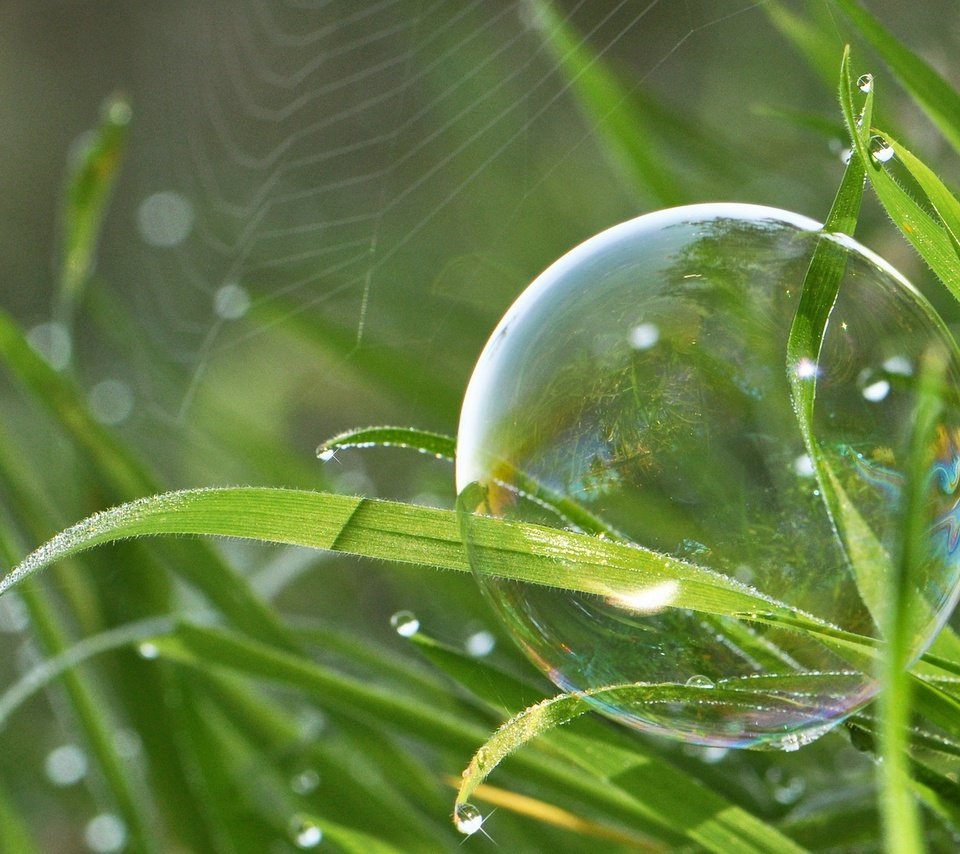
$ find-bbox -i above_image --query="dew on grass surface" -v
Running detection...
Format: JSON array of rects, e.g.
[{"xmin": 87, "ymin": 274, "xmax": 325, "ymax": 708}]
[{"xmin": 456, "ymin": 203, "xmax": 960, "ymax": 749}]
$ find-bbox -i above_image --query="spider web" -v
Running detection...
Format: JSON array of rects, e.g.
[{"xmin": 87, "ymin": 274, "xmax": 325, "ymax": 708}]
[{"xmin": 100, "ymin": 0, "xmax": 795, "ymax": 435}]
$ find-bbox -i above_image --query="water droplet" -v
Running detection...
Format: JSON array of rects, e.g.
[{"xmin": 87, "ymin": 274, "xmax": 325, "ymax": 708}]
[
  {"xmin": 289, "ymin": 816, "xmax": 322, "ymax": 848},
  {"xmin": 88, "ymin": 379, "xmax": 134, "ymax": 425},
  {"xmin": 45, "ymin": 744, "xmax": 88, "ymax": 786},
  {"xmin": 457, "ymin": 204, "xmax": 960, "ymax": 750},
  {"xmin": 137, "ymin": 191, "xmax": 194, "ymax": 247},
  {"xmin": 700, "ymin": 745, "xmax": 729, "ymax": 764},
  {"xmin": 316, "ymin": 447, "xmax": 337, "ymax": 463},
  {"xmin": 839, "ymin": 147, "xmax": 853, "ymax": 165},
  {"xmin": 628, "ymin": 322, "xmax": 660, "ymax": 350},
  {"xmin": 685, "ymin": 675, "xmax": 715, "ymax": 689},
  {"xmin": 454, "ymin": 803, "xmax": 484, "ymax": 835},
  {"xmin": 214, "ymin": 282, "xmax": 251, "ymax": 320},
  {"xmin": 84, "ymin": 813, "xmax": 126, "ymax": 853},
  {"xmin": 27, "ymin": 322, "xmax": 72, "ymax": 371},
  {"xmin": 857, "ymin": 73, "xmax": 873, "ymax": 93},
  {"xmin": 390, "ymin": 610, "xmax": 419, "ymax": 638},
  {"xmin": 465, "ymin": 630, "xmax": 496, "ymax": 658},
  {"xmin": 869, "ymin": 136, "xmax": 895, "ymax": 164},
  {"xmin": 137, "ymin": 642, "xmax": 159, "ymax": 660},
  {"xmin": 291, "ymin": 769, "xmax": 320, "ymax": 795}
]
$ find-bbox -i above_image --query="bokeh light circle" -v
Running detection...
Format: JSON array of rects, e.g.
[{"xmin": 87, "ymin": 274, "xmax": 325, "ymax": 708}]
[{"xmin": 456, "ymin": 204, "xmax": 960, "ymax": 750}]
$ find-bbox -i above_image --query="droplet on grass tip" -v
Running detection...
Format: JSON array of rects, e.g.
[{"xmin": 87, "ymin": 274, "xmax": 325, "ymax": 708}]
[
  {"xmin": 289, "ymin": 816, "xmax": 322, "ymax": 848},
  {"xmin": 454, "ymin": 803, "xmax": 484, "ymax": 835},
  {"xmin": 390, "ymin": 610, "xmax": 419, "ymax": 638},
  {"xmin": 456, "ymin": 203, "xmax": 960, "ymax": 750},
  {"xmin": 316, "ymin": 446, "xmax": 336, "ymax": 462},
  {"xmin": 856, "ymin": 73, "xmax": 873, "ymax": 93}
]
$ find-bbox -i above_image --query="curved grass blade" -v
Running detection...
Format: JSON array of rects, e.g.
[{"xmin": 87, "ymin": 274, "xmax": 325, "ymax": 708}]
[
  {"xmin": 833, "ymin": 0, "xmax": 960, "ymax": 154},
  {"xmin": 1, "ymin": 486, "xmax": 832, "ymax": 628},
  {"xmin": 873, "ymin": 130, "xmax": 960, "ymax": 256},
  {"xmin": 449, "ymin": 780, "xmax": 664, "ymax": 851},
  {"xmin": 879, "ymin": 350, "xmax": 948, "ymax": 852},
  {"xmin": 318, "ymin": 426, "xmax": 455, "ymax": 461},
  {"xmin": 57, "ymin": 93, "xmax": 130, "ymax": 322},
  {"xmin": 837, "ymin": 57, "xmax": 960, "ymax": 301},
  {"xmin": 455, "ymin": 682, "xmax": 807, "ymax": 854},
  {"xmin": 526, "ymin": 0, "xmax": 685, "ymax": 206}
]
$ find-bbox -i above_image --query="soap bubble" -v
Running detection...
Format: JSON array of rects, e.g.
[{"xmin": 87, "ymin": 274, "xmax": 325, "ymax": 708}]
[{"xmin": 456, "ymin": 204, "xmax": 960, "ymax": 750}]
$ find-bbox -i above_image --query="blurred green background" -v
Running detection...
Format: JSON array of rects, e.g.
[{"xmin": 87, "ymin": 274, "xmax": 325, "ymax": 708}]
[{"xmin": 1, "ymin": 1, "xmax": 959, "ymax": 850}]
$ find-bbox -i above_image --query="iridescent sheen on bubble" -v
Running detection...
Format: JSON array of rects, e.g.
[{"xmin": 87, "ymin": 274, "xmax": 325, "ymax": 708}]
[{"xmin": 456, "ymin": 204, "xmax": 960, "ymax": 750}]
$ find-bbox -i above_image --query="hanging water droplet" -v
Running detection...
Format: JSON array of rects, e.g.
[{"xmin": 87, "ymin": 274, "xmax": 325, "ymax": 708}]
[
  {"xmin": 839, "ymin": 147, "xmax": 853, "ymax": 165},
  {"xmin": 290, "ymin": 768, "xmax": 320, "ymax": 795},
  {"xmin": 390, "ymin": 610, "xmax": 420, "ymax": 638},
  {"xmin": 869, "ymin": 136, "xmax": 895, "ymax": 164},
  {"xmin": 289, "ymin": 816, "xmax": 322, "ymax": 848},
  {"xmin": 316, "ymin": 447, "xmax": 337, "ymax": 463},
  {"xmin": 856, "ymin": 73, "xmax": 874, "ymax": 93},
  {"xmin": 685, "ymin": 675, "xmax": 715, "ymax": 689},
  {"xmin": 861, "ymin": 379, "xmax": 890, "ymax": 402},
  {"xmin": 454, "ymin": 803, "xmax": 484, "ymax": 835}
]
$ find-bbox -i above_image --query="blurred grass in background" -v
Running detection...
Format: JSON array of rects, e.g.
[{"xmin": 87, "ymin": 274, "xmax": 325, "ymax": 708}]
[{"xmin": 1, "ymin": 0, "xmax": 960, "ymax": 850}]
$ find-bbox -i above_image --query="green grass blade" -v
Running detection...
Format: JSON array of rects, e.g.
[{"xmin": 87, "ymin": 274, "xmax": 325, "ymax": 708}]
[
  {"xmin": 879, "ymin": 351, "xmax": 946, "ymax": 853},
  {"xmin": 2, "ymin": 486, "xmax": 829, "ymax": 627},
  {"xmin": 318, "ymin": 426, "xmax": 455, "ymax": 461},
  {"xmin": 0, "ymin": 780, "xmax": 41, "ymax": 854},
  {"xmin": 874, "ymin": 130, "xmax": 960, "ymax": 256},
  {"xmin": 0, "ymin": 308, "xmax": 293, "ymax": 648},
  {"xmin": 833, "ymin": 0, "xmax": 960, "ymax": 153},
  {"xmin": 527, "ymin": 0, "xmax": 685, "ymax": 206},
  {"xmin": 57, "ymin": 94, "xmax": 130, "ymax": 321},
  {"xmin": 837, "ymin": 60, "xmax": 960, "ymax": 301}
]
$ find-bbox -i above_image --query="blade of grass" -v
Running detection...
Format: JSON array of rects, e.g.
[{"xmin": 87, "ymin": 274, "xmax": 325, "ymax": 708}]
[
  {"xmin": 837, "ymin": 59, "xmax": 960, "ymax": 301},
  {"xmin": 527, "ymin": 0, "xmax": 686, "ymax": 206},
  {"xmin": 409, "ymin": 630, "xmax": 811, "ymax": 853},
  {"xmin": 451, "ymin": 779, "xmax": 664, "ymax": 851},
  {"xmin": 0, "ymin": 779, "xmax": 41, "ymax": 854},
  {"xmin": 833, "ymin": 0, "xmax": 960, "ymax": 153},
  {"xmin": 159, "ymin": 624, "xmax": 803, "ymax": 852},
  {"xmin": 1, "ymin": 486, "xmax": 832, "ymax": 627},
  {"xmin": 57, "ymin": 94, "xmax": 130, "ymax": 322},
  {"xmin": 872, "ymin": 130, "xmax": 960, "ymax": 256},
  {"xmin": 879, "ymin": 349, "xmax": 947, "ymax": 853},
  {"xmin": 0, "ymin": 307, "xmax": 292, "ymax": 648},
  {"xmin": 318, "ymin": 426, "xmax": 455, "ymax": 461},
  {"xmin": 0, "ymin": 529, "xmax": 158, "ymax": 854}
]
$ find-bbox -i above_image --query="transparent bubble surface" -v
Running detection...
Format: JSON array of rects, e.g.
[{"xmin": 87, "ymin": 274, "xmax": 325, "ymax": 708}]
[{"xmin": 456, "ymin": 204, "xmax": 960, "ymax": 750}]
